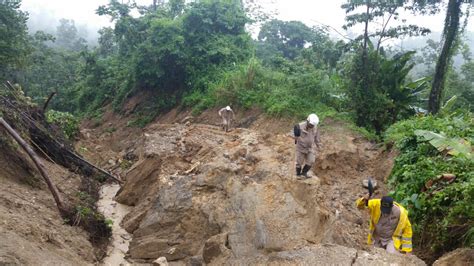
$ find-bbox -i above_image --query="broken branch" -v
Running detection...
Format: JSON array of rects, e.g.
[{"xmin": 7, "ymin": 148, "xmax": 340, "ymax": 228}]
[{"xmin": 42, "ymin": 91, "xmax": 57, "ymax": 113}]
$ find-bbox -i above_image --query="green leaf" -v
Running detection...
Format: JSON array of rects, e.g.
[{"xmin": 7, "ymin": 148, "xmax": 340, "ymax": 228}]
[
  {"xmin": 439, "ymin": 95, "xmax": 458, "ymax": 117},
  {"xmin": 414, "ymin": 130, "xmax": 473, "ymax": 159}
]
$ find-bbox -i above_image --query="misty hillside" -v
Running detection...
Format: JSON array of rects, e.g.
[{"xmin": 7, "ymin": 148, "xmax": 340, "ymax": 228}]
[{"xmin": 1, "ymin": 0, "xmax": 473, "ymax": 265}]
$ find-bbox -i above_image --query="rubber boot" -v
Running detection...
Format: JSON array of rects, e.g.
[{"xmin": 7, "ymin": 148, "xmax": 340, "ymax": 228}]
[
  {"xmin": 296, "ymin": 167, "xmax": 302, "ymax": 176},
  {"xmin": 302, "ymin": 164, "xmax": 311, "ymax": 178}
]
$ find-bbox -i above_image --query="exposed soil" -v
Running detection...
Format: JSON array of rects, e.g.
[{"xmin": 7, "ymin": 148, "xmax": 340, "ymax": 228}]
[
  {"xmin": 3, "ymin": 101, "xmax": 450, "ymax": 265},
  {"xmin": 1, "ymin": 97, "xmax": 469, "ymax": 265},
  {"xmin": 0, "ymin": 147, "xmax": 97, "ymax": 265},
  {"xmin": 73, "ymin": 107, "xmax": 424, "ymax": 265}
]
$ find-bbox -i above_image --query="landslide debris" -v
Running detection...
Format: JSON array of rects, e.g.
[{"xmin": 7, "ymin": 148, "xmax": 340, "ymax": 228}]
[
  {"xmin": 0, "ymin": 85, "xmax": 111, "ymax": 264},
  {"xmin": 80, "ymin": 114, "xmax": 423, "ymax": 265}
]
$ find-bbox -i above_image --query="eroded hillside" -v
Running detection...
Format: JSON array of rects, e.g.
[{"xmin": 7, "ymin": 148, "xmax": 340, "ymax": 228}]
[{"xmin": 77, "ymin": 110, "xmax": 425, "ymax": 265}]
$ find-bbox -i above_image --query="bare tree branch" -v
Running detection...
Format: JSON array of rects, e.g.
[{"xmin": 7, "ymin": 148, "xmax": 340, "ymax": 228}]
[
  {"xmin": 377, "ymin": 7, "xmax": 396, "ymax": 53},
  {"xmin": 42, "ymin": 91, "xmax": 56, "ymax": 113},
  {"xmin": 310, "ymin": 19, "xmax": 353, "ymax": 41}
]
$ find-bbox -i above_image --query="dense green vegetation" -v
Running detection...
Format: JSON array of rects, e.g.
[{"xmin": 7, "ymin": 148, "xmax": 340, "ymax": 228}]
[
  {"xmin": 0, "ymin": 0, "xmax": 30, "ymax": 81},
  {"xmin": 45, "ymin": 110, "xmax": 80, "ymax": 140},
  {"xmin": 2, "ymin": 0, "xmax": 472, "ymax": 126},
  {"xmin": 385, "ymin": 107, "xmax": 473, "ymax": 257},
  {"xmin": 1, "ymin": 0, "xmax": 473, "ymax": 259}
]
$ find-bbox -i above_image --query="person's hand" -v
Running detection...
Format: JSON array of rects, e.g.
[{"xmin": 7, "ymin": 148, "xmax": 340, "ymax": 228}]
[
  {"xmin": 363, "ymin": 193, "xmax": 370, "ymax": 201},
  {"xmin": 361, "ymin": 193, "xmax": 370, "ymax": 206}
]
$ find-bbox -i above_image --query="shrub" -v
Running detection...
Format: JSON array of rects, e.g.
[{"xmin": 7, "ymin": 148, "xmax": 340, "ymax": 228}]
[
  {"xmin": 183, "ymin": 58, "xmax": 346, "ymax": 121},
  {"xmin": 385, "ymin": 112, "xmax": 474, "ymax": 257},
  {"xmin": 46, "ymin": 110, "xmax": 79, "ymax": 139}
]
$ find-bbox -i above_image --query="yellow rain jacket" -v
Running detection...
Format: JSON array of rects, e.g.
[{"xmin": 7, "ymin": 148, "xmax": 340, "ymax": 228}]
[{"xmin": 356, "ymin": 198, "xmax": 413, "ymax": 253}]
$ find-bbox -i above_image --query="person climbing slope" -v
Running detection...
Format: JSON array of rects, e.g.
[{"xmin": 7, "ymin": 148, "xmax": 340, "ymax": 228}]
[
  {"xmin": 293, "ymin": 113, "xmax": 322, "ymax": 178},
  {"xmin": 356, "ymin": 195, "xmax": 413, "ymax": 254},
  {"xmin": 218, "ymin": 106, "xmax": 234, "ymax": 132}
]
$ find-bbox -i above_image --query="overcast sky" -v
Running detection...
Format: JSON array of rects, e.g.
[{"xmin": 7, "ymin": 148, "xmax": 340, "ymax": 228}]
[{"xmin": 19, "ymin": 0, "xmax": 473, "ymax": 44}]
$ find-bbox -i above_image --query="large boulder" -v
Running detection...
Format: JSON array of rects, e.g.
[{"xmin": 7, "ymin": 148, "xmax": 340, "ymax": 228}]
[
  {"xmin": 116, "ymin": 124, "xmax": 425, "ymax": 266},
  {"xmin": 128, "ymin": 176, "xmax": 220, "ymax": 261},
  {"xmin": 115, "ymin": 155, "xmax": 161, "ymax": 206},
  {"xmin": 433, "ymin": 248, "xmax": 474, "ymax": 266}
]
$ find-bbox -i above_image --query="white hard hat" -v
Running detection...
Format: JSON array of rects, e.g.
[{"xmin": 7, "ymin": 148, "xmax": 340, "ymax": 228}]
[
  {"xmin": 307, "ymin": 113, "xmax": 319, "ymax": 126},
  {"xmin": 226, "ymin": 106, "xmax": 231, "ymax": 111}
]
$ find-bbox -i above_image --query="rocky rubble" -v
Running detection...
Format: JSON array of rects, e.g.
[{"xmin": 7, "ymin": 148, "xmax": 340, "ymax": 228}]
[
  {"xmin": 433, "ymin": 248, "xmax": 474, "ymax": 266},
  {"xmin": 108, "ymin": 122, "xmax": 422, "ymax": 265},
  {"xmin": 227, "ymin": 244, "xmax": 425, "ymax": 265}
]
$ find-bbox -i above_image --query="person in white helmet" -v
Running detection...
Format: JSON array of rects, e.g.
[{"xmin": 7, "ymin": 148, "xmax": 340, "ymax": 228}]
[
  {"xmin": 293, "ymin": 113, "xmax": 322, "ymax": 178},
  {"xmin": 218, "ymin": 106, "xmax": 235, "ymax": 132}
]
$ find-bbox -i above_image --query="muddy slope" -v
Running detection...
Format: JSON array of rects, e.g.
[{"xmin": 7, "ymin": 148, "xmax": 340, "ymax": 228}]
[
  {"xmin": 78, "ymin": 108, "xmax": 422, "ymax": 265},
  {"xmin": 0, "ymin": 147, "xmax": 96, "ymax": 265}
]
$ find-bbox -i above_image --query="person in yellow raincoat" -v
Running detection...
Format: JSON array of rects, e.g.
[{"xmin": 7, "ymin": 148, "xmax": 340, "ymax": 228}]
[{"xmin": 356, "ymin": 195, "xmax": 413, "ymax": 254}]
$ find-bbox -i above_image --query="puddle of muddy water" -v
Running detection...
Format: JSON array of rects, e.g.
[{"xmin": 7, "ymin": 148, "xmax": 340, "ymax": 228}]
[{"xmin": 97, "ymin": 184, "xmax": 133, "ymax": 266}]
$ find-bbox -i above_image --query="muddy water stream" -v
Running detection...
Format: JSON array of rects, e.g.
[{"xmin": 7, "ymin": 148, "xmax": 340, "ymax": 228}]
[{"xmin": 97, "ymin": 184, "xmax": 133, "ymax": 265}]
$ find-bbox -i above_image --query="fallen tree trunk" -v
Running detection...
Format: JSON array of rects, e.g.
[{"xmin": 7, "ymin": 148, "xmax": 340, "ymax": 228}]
[
  {"xmin": 0, "ymin": 117, "xmax": 68, "ymax": 215},
  {"xmin": 28, "ymin": 120, "xmax": 122, "ymax": 184},
  {"xmin": 0, "ymin": 87, "xmax": 122, "ymax": 185},
  {"xmin": 27, "ymin": 113, "xmax": 123, "ymax": 185}
]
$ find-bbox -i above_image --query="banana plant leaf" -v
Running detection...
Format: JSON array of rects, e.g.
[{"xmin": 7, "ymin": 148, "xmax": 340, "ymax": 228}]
[{"xmin": 414, "ymin": 129, "xmax": 473, "ymax": 160}]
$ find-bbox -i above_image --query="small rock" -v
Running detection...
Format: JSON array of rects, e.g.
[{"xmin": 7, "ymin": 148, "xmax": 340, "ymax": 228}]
[
  {"xmin": 181, "ymin": 116, "xmax": 194, "ymax": 124},
  {"xmin": 189, "ymin": 256, "xmax": 203, "ymax": 266},
  {"xmin": 152, "ymin": 256, "xmax": 169, "ymax": 266},
  {"xmin": 167, "ymin": 247, "xmax": 176, "ymax": 254},
  {"xmin": 233, "ymin": 148, "xmax": 247, "ymax": 159},
  {"xmin": 203, "ymin": 233, "xmax": 231, "ymax": 264},
  {"xmin": 245, "ymin": 154, "xmax": 260, "ymax": 164}
]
